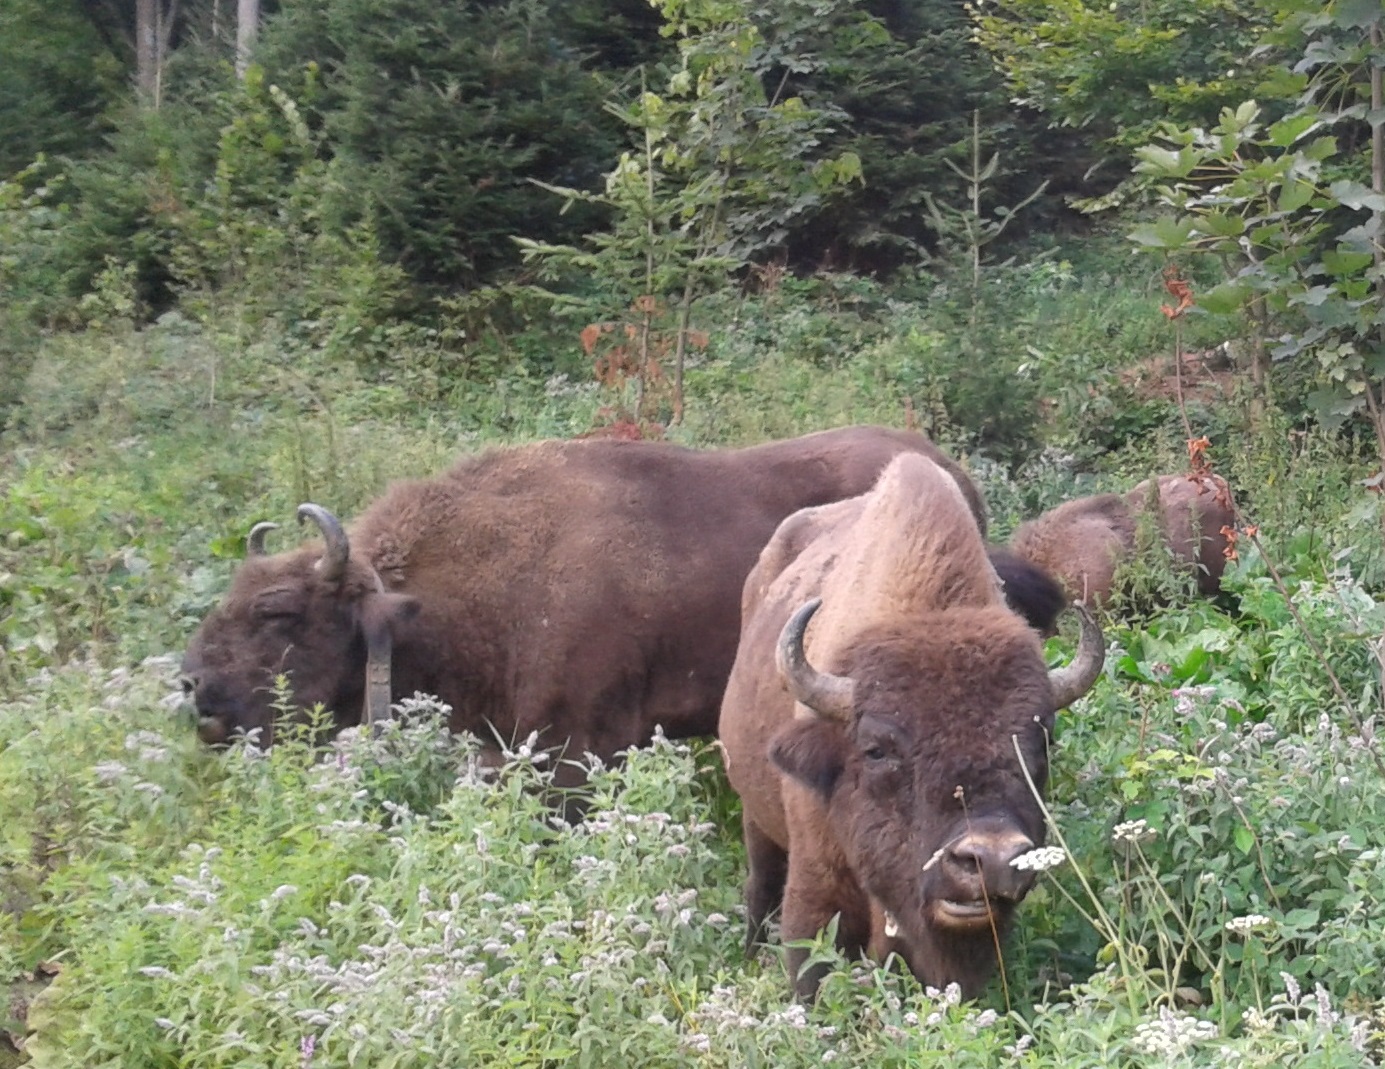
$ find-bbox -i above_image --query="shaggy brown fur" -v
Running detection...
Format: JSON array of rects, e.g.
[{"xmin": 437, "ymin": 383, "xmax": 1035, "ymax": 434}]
[
  {"xmin": 1009, "ymin": 473, "xmax": 1235, "ymax": 607},
  {"xmin": 718, "ymin": 454, "xmax": 1103, "ymax": 1001},
  {"xmin": 182, "ymin": 426, "xmax": 1030, "ymax": 773}
]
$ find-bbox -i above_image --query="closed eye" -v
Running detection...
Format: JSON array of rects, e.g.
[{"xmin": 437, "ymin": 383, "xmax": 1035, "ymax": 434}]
[{"xmin": 252, "ymin": 588, "xmax": 305, "ymax": 621}]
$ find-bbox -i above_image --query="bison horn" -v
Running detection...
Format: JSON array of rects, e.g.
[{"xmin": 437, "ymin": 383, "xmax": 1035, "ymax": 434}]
[
  {"xmin": 246, "ymin": 522, "xmax": 279, "ymax": 557},
  {"xmin": 1047, "ymin": 603, "xmax": 1105, "ymax": 709},
  {"xmin": 296, "ymin": 503, "xmax": 350, "ymax": 581},
  {"xmin": 777, "ymin": 597, "xmax": 855, "ymax": 722}
]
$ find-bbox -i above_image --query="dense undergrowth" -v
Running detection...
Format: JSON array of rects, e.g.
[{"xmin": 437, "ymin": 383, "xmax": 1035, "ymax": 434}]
[{"xmin": 3, "ymin": 247, "xmax": 1385, "ymax": 1066}]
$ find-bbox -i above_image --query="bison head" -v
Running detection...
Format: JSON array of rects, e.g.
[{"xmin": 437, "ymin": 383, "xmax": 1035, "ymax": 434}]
[
  {"xmin": 181, "ymin": 504, "xmax": 419, "ymax": 746},
  {"xmin": 769, "ymin": 597, "xmax": 1102, "ymax": 997}
]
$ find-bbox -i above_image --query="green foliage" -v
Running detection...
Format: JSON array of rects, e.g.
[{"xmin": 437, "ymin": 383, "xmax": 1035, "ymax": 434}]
[
  {"xmin": 0, "ymin": 163, "xmax": 67, "ymax": 423},
  {"xmin": 1128, "ymin": 3, "xmax": 1385, "ymax": 458},
  {"xmin": 974, "ymin": 0, "xmax": 1278, "ymax": 153},
  {"xmin": 519, "ymin": 0, "xmax": 864, "ymax": 421},
  {"xmin": 758, "ymin": 0, "xmax": 1091, "ymax": 270},
  {"xmin": 6, "ymin": 574, "xmax": 1385, "ymax": 1065},
  {"xmin": 0, "ymin": 0, "xmax": 124, "ymax": 175},
  {"xmin": 254, "ymin": 0, "xmax": 622, "ymax": 288}
]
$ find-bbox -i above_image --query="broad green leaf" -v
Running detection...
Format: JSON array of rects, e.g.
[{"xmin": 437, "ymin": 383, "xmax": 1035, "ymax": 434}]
[
  {"xmin": 1198, "ymin": 212, "xmax": 1245, "ymax": 239},
  {"xmin": 1335, "ymin": 0, "xmax": 1384, "ymax": 28},
  {"xmin": 1199, "ymin": 281, "xmax": 1251, "ymax": 314},
  {"xmin": 1233, "ymin": 824, "xmax": 1254, "ymax": 855},
  {"xmin": 1330, "ymin": 180, "xmax": 1385, "ymax": 212},
  {"xmin": 1277, "ymin": 179, "xmax": 1317, "ymax": 213},
  {"xmin": 1321, "ymin": 249, "xmax": 1373, "ymax": 277},
  {"xmin": 1134, "ymin": 144, "xmax": 1197, "ymax": 177},
  {"xmin": 1266, "ymin": 112, "xmax": 1320, "ymax": 147},
  {"xmin": 1129, "ymin": 217, "xmax": 1195, "ymax": 249}
]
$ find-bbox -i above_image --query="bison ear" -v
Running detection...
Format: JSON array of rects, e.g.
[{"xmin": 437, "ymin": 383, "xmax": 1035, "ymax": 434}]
[{"xmin": 770, "ymin": 720, "xmax": 846, "ymax": 799}]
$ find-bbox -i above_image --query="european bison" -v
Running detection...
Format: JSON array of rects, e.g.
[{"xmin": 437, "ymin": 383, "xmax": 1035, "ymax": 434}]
[
  {"xmin": 719, "ymin": 453, "xmax": 1103, "ymax": 1000},
  {"xmin": 1009, "ymin": 473, "xmax": 1235, "ymax": 608},
  {"xmin": 182, "ymin": 427, "xmax": 1060, "ymax": 774}
]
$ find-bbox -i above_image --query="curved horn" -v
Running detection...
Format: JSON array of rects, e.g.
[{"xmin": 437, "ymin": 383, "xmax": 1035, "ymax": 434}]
[
  {"xmin": 246, "ymin": 522, "xmax": 279, "ymax": 557},
  {"xmin": 776, "ymin": 597, "xmax": 855, "ymax": 722},
  {"xmin": 1047, "ymin": 602, "xmax": 1105, "ymax": 709},
  {"xmin": 296, "ymin": 503, "xmax": 349, "ymax": 582}
]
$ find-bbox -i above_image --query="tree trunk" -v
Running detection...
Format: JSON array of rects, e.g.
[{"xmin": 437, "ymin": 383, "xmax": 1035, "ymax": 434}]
[
  {"xmin": 136, "ymin": 0, "xmax": 158, "ymax": 101},
  {"xmin": 236, "ymin": 0, "xmax": 259, "ymax": 77}
]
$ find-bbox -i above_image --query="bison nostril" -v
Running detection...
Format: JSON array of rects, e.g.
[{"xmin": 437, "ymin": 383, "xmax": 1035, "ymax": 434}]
[
  {"xmin": 180, "ymin": 674, "xmax": 198, "ymax": 696},
  {"xmin": 945, "ymin": 832, "xmax": 1036, "ymax": 892}
]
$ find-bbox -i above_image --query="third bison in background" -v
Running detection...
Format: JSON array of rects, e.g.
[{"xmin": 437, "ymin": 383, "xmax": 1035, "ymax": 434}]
[{"xmin": 1009, "ymin": 473, "xmax": 1235, "ymax": 609}]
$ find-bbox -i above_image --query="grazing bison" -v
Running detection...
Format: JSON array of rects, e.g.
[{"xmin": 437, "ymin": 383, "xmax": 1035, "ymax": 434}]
[
  {"xmin": 718, "ymin": 453, "xmax": 1103, "ymax": 1000},
  {"xmin": 182, "ymin": 427, "xmax": 1060, "ymax": 773},
  {"xmin": 1009, "ymin": 473, "xmax": 1235, "ymax": 608}
]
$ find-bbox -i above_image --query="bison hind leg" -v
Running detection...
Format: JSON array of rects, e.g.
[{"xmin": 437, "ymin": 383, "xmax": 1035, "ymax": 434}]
[{"xmin": 743, "ymin": 819, "xmax": 788, "ymax": 958}]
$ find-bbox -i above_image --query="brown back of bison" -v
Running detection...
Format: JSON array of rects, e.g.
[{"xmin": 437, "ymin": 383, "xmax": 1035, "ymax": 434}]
[
  {"xmin": 1010, "ymin": 473, "xmax": 1234, "ymax": 605},
  {"xmin": 184, "ymin": 426, "xmax": 984, "ymax": 770}
]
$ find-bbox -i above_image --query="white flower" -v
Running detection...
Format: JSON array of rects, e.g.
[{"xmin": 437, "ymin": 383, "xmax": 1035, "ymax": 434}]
[
  {"xmin": 1005, "ymin": 1034, "xmax": 1034, "ymax": 1057},
  {"xmin": 1112, "ymin": 819, "xmax": 1155, "ymax": 845},
  {"xmin": 1010, "ymin": 846, "xmax": 1066, "ymax": 872},
  {"xmin": 1130, "ymin": 1007, "xmax": 1218, "ymax": 1058},
  {"xmin": 93, "ymin": 761, "xmax": 128, "ymax": 782},
  {"xmin": 139, "ymin": 966, "xmax": 177, "ymax": 979},
  {"xmin": 1224, "ymin": 914, "xmax": 1273, "ymax": 936}
]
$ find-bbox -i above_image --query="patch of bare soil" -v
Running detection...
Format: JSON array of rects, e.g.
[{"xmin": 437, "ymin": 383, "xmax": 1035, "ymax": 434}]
[
  {"xmin": 4, "ymin": 962, "xmax": 60, "ymax": 1067},
  {"xmin": 1120, "ymin": 343, "xmax": 1239, "ymax": 407}
]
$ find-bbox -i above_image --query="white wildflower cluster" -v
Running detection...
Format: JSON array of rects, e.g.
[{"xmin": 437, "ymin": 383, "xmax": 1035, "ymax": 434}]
[
  {"xmin": 125, "ymin": 729, "xmax": 172, "ymax": 764},
  {"xmin": 570, "ymin": 805, "xmax": 719, "ymax": 877},
  {"xmin": 1234, "ymin": 972, "xmax": 1373, "ymax": 1052},
  {"xmin": 1009, "ymin": 846, "xmax": 1066, "ymax": 872},
  {"xmin": 92, "ymin": 760, "xmax": 129, "ymax": 783},
  {"xmin": 1173, "ymin": 685, "xmax": 1218, "ymax": 718},
  {"xmin": 637, "ymin": 724, "xmax": 694, "ymax": 758},
  {"xmin": 500, "ymin": 730, "xmax": 550, "ymax": 766},
  {"xmin": 143, "ymin": 847, "xmax": 224, "ymax": 920},
  {"xmin": 1111, "ymin": 819, "xmax": 1156, "ymax": 846},
  {"xmin": 1223, "ymin": 914, "xmax": 1273, "ymax": 936},
  {"xmin": 1130, "ymin": 1006, "xmax": 1218, "ymax": 1058},
  {"xmin": 682, "ymin": 983, "xmax": 763, "ymax": 1037}
]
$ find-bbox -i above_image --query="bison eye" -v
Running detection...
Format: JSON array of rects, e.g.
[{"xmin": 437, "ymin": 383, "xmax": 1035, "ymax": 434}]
[{"xmin": 863, "ymin": 744, "xmax": 890, "ymax": 762}]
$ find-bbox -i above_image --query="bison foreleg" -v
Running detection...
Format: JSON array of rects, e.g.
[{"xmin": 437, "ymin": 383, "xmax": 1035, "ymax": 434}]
[
  {"xmin": 742, "ymin": 819, "xmax": 788, "ymax": 958},
  {"xmin": 779, "ymin": 865, "xmax": 871, "ymax": 1002}
]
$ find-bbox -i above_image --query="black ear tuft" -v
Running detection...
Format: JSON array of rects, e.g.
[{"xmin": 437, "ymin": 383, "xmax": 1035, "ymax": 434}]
[
  {"xmin": 988, "ymin": 545, "xmax": 1066, "ymax": 636},
  {"xmin": 770, "ymin": 720, "xmax": 846, "ymax": 798}
]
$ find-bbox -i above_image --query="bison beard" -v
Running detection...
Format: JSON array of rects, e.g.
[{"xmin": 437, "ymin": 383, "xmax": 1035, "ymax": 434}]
[
  {"xmin": 182, "ymin": 427, "xmax": 1064, "ymax": 775},
  {"xmin": 719, "ymin": 454, "xmax": 1103, "ymax": 1001}
]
